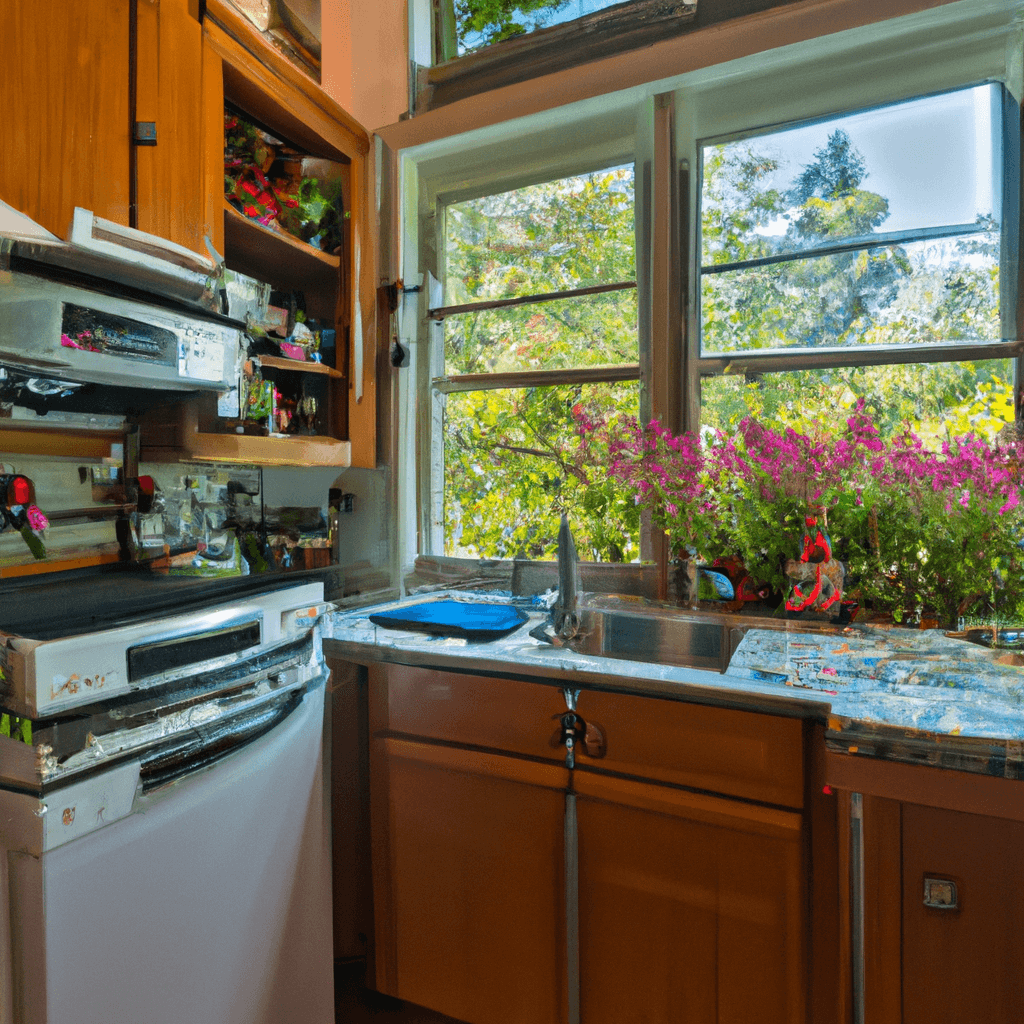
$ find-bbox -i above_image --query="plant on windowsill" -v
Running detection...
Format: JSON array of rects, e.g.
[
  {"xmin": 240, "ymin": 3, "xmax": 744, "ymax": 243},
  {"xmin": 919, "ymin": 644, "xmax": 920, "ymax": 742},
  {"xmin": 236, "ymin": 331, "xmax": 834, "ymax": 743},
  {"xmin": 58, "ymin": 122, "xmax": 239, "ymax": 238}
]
[{"xmin": 579, "ymin": 404, "xmax": 1024, "ymax": 630}]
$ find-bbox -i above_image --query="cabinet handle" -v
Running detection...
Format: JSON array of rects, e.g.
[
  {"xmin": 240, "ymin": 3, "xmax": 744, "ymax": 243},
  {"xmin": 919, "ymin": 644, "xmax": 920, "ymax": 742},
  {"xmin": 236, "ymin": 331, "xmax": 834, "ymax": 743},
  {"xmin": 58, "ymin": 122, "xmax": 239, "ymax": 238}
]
[{"xmin": 583, "ymin": 719, "xmax": 606, "ymax": 759}]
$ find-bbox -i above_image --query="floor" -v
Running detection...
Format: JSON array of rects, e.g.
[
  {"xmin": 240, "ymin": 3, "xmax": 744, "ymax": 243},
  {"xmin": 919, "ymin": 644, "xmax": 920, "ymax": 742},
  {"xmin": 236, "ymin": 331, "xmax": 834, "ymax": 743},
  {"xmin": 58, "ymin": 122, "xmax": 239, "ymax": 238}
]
[{"xmin": 334, "ymin": 961, "xmax": 464, "ymax": 1024}]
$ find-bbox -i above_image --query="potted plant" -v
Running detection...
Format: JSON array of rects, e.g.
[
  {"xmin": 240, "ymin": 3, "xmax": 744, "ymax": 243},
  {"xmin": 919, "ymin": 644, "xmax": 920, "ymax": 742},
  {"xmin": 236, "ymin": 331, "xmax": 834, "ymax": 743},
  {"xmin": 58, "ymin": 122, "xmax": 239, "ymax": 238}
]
[{"xmin": 583, "ymin": 404, "xmax": 1024, "ymax": 629}]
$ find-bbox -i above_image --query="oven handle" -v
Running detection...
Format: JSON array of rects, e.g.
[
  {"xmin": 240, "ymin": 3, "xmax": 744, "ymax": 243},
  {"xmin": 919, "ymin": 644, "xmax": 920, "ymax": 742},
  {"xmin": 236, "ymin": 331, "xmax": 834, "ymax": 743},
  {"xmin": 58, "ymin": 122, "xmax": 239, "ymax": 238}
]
[{"xmin": 139, "ymin": 688, "xmax": 305, "ymax": 792}]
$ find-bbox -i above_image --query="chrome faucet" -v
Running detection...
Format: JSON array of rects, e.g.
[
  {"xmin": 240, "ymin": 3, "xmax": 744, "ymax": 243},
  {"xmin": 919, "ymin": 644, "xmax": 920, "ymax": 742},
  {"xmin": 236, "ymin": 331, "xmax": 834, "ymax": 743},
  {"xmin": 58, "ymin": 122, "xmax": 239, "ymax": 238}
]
[
  {"xmin": 529, "ymin": 514, "xmax": 583, "ymax": 645},
  {"xmin": 553, "ymin": 513, "xmax": 581, "ymax": 640}
]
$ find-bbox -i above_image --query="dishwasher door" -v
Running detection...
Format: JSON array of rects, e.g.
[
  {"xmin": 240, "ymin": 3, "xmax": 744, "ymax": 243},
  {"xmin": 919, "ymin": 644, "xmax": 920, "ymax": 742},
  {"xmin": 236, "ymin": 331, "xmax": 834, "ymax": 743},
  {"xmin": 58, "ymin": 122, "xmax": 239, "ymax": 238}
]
[{"xmin": 6, "ymin": 683, "xmax": 333, "ymax": 1024}]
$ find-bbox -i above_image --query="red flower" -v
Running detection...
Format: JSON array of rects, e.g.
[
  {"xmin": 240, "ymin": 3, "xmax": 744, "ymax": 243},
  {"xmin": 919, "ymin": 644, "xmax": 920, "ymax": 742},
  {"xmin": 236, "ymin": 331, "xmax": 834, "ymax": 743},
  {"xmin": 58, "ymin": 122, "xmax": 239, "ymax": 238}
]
[
  {"xmin": 241, "ymin": 181, "xmax": 259, "ymax": 197},
  {"xmin": 284, "ymin": 197, "xmax": 299, "ymax": 208},
  {"xmin": 244, "ymin": 205, "xmax": 259, "ymax": 218}
]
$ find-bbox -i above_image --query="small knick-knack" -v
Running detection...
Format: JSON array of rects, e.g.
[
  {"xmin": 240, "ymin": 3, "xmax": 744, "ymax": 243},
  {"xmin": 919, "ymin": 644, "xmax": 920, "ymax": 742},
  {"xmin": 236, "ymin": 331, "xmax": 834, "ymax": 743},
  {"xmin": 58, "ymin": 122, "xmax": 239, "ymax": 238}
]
[{"xmin": 784, "ymin": 508, "xmax": 844, "ymax": 614}]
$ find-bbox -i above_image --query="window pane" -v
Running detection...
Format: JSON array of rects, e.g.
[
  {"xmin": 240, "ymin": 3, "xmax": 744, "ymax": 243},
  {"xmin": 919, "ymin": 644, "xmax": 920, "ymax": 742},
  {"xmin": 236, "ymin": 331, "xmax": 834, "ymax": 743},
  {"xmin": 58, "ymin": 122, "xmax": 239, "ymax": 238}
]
[
  {"xmin": 444, "ymin": 288, "xmax": 638, "ymax": 374},
  {"xmin": 456, "ymin": 1, "xmax": 627, "ymax": 55},
  {"xmin": 701, "ymin": 231, "xmax": 1000, "ymax": 353},
  {"xmin": 445, "ymin": 167, "xmax": 635, "ymax": 305},
  {"xmin": 443, "ymin": 383, "xmax": 640, "ymax": 559},
  {"xmin": 701, "ymin": 84, "xmax": 1001, "ymax": 268},
  {"xmin": 700, "ymin": 359, "xmax": 1014, "ymax": 442}
]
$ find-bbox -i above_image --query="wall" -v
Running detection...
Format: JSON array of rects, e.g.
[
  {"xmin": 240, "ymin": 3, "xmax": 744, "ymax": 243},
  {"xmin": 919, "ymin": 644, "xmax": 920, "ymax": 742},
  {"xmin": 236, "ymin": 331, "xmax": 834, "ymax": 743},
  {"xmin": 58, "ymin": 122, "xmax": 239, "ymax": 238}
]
[{"xmin": 320, "ymin": 0, "xmax": 409, "ymax": 132}]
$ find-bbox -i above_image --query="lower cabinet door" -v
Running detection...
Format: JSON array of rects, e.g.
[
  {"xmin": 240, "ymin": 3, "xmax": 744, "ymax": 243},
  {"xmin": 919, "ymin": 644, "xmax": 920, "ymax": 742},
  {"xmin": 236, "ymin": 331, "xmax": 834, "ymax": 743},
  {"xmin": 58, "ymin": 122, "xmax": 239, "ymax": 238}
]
[
  {"xmin": 901, "ymin": 804, "xmax": 1024, "ymax": 1024},
  {"xmin": 575, "ymin": 772, "xmax": 806, "ymax": 1024},
  {"xmin": 371, "ymin": 736, "xmax": 571, "ymax": 1024}
]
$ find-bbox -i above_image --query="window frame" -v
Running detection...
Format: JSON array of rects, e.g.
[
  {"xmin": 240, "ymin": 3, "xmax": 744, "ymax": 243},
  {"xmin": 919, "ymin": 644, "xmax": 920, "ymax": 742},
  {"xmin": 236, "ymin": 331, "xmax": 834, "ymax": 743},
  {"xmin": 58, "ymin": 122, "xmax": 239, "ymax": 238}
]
[
  {"xmin": 426, "ymin": 160, "xmax": 643, "ymax": 559},
  {"xmin": 693, "ymin": 81, "xmax": 1021, "ymax": 380},
  {"xmin": 398, "ymin": 0, "xmax": 1024, "ymax": 576},
  {"xmin": 414, "ymin": 0, "xmax": 698, "ymax": 114}
]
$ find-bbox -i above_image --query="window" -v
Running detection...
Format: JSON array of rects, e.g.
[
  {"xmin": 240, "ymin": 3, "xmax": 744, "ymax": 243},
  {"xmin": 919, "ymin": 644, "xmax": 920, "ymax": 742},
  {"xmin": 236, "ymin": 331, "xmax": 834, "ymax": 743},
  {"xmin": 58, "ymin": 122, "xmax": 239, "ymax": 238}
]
[
  {"xmin": 431, "ymin": 165, "xmax": 640, "ymax": 560},
  {"xmin": 402, "ymin": 0, "xmax": 1024, "ymax": 575},
  {"xmin": 440, "ymin": 0, "xmax": 641, "ymax": 57},
  {"xmin": 697, "ymin": 83, "xmax": 1017, "ymax": 440},
  {"xmin": 418, "ymin": 0, "xmax": 697, "ymax": 112}
]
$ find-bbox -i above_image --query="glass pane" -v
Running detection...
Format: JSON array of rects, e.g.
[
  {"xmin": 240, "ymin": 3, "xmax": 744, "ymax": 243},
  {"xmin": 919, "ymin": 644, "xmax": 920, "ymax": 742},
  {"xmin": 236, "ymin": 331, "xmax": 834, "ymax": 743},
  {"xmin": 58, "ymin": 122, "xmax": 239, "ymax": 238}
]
[
  {"xmin": 701, "ymin": 231, "xmax": 1000, "ymax": 354},
  {"xmin": 444, "ymin": 287, "xmax": 638, "ymax": 374},
  {"xmin": 700, "ymin": 359, "xmax": 1015, "ymax": 443},
  {"xmin": 701, "ymin": 84, "xmax": 1001, "ymax": 267},
  {"xmin": 443, "ymin": 383, "xmax": 640, "ymax": 559},
  {"xmin": 456, "ymin": 1, "xmax": 626, "ymax": 55},
  {"xmin": 445, "ymin": 166, "xmax": 635, "ymax": 305}
]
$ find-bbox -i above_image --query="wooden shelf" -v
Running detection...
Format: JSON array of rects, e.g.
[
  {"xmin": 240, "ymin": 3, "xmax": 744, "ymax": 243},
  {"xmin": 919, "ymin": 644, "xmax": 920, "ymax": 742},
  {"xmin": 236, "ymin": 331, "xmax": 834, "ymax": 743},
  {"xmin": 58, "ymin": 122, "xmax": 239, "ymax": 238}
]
[
  {"xmin": 183, "ymin": 429, "xmax": 352, "ymax": 467},
  {"xmin": 222, "ymin": 201, "xmax": 341, "ymax": 321},
  {"xmin": 0, "ymin": 425, "xmax": 123, "ymax": 460},
  {"xmin": 259, "ymin": 355, "xmax": 344, "ymax": 379},
  {"xmin": 0, "ymin": 550, "xmax": 122, "ymax": 579}
]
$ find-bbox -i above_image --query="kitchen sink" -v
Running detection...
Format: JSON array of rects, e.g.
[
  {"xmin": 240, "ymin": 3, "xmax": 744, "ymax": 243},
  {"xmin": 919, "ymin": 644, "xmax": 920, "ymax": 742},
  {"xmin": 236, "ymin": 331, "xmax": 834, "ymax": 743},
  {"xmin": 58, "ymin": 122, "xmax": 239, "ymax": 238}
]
[{"xmin": 569, "ymin": 600, "xmax": 825, "ymax": 673}]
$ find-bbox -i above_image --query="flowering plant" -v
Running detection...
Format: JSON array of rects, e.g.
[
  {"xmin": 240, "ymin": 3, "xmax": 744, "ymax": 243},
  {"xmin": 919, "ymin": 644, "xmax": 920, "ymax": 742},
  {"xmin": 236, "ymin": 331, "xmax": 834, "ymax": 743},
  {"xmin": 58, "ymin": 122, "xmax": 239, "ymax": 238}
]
[
  {"xmin": 13, "ymin": 504, "xmax": 48, "ymax": 560},
  {"xmin": 594, "ymin": 405, "xmax": 1024, "ymax": 627}
]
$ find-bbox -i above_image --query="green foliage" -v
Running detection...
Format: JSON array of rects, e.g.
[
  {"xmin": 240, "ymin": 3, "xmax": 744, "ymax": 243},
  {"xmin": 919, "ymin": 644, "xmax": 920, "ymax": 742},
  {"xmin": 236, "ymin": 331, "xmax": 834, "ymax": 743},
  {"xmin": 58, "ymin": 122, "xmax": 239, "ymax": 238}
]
[
  {"xmin": 444, "ymin": 384, "xmax": 640, "ymax": 560},
  {"xmin": 443, "ymin": 168, "xmax": 638, "ymax": 559},
  {"xmin": 454, "ymin": 0, "xmax": 571, "ymax": 49}
]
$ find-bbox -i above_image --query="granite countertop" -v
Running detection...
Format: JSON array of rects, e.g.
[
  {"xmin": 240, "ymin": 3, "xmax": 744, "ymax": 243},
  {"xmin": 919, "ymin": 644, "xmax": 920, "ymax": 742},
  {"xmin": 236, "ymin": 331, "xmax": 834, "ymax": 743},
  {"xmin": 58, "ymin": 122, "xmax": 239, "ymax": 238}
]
[{"xmin": 324, "ymin": 592, "xmax": 1024, "ymax": 780}]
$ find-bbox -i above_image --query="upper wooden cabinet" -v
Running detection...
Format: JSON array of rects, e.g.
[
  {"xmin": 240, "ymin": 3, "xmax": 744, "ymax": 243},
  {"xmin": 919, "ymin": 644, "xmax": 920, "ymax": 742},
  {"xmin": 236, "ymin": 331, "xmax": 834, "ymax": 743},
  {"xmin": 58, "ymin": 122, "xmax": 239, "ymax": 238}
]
[
  {"xmin": 135, "ymin": 0, "xmax": 214, "ymax": 253},
  {"xmin": 2, "ymin": 0, "xmax": 132, "ymax": 237}
]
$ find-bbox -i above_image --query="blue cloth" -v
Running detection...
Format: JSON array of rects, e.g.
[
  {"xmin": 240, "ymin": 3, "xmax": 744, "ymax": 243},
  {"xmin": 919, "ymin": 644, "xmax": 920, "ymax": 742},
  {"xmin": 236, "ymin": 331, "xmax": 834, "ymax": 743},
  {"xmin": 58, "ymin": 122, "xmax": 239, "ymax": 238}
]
[{"xmin": 369, "ymin": 600, "xmax": 528, "ymax": 640}]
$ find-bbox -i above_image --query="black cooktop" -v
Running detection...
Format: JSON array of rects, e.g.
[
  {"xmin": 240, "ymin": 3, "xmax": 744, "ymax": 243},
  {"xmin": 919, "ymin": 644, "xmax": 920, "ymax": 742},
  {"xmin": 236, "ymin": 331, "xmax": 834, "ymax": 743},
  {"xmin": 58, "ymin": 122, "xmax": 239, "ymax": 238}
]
[{"xmin": 0, "ymin": 564, "xmax": 329, "ymax": 640}]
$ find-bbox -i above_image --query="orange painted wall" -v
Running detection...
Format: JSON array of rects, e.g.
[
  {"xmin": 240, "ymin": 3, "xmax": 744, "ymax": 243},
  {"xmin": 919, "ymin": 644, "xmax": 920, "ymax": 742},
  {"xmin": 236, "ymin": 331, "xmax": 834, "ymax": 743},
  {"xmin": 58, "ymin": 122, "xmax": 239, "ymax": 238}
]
[{"xmin": 321, "ymin": 0, "xmax": 408, "ymax": 132}]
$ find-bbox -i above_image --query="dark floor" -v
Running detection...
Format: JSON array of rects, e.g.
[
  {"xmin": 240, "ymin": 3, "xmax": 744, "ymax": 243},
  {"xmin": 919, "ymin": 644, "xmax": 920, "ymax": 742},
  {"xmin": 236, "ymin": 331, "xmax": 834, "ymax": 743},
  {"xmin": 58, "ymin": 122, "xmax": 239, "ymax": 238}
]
[{"xmin": 334, "ymin": 961, "xmax": 464, "ymax": 1024}]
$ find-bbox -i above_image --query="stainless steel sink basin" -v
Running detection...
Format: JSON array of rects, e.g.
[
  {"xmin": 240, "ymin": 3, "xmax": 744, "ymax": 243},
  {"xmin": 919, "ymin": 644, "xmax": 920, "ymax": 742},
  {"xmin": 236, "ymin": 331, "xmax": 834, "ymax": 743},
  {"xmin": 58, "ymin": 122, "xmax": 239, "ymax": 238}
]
[{"xmin": 569, "ymin": 600, "xmax": 819, "ymax": 673}]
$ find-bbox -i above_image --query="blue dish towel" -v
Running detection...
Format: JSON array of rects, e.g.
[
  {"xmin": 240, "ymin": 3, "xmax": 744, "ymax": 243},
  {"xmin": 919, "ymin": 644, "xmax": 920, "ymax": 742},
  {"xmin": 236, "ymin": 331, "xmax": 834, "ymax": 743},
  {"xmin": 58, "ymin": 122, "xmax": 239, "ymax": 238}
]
[{"xmin": 368, "ymin": 600, "xmax": 528, "ymax": 640}]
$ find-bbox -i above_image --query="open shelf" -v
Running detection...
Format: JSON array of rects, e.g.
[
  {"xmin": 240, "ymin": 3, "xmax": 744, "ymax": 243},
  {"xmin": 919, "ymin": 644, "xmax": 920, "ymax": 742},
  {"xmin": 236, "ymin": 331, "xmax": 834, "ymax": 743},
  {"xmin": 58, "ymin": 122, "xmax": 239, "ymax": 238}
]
[
  {"xmin": 258, "ymin": 354, "xmax": 344, "ymax": 379},
  {"xmin": 183, "ymin": 429, "xmax": 352, "ymax": 467},
  {"xmin": 223, "ymin": 200, "xmax": 341, "ymax": 323}
]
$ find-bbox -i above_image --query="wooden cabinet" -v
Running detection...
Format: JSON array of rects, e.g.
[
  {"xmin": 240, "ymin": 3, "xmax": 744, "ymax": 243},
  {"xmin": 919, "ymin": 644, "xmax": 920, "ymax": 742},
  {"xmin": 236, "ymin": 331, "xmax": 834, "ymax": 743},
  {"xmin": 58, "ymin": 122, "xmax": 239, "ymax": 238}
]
[
  {"xmin": 370, "ymin": 665, "xmax": 570, "ymax": 1024},
  {"xmin": 148, "ymin": 1, "xmax": 378, "ymax": 469},
  {"xmin": 575, "ymin": 773, "xmax": 805, "ymax": 1024},
  {"xmin": 572, "ymin": 691, "xmax": 806, "ymax": 1024},
  {"xmin": 369, "ymin": 664, "xmax": 811, "ymax": 1024},
  {"xmin": 902, "ymin": 804, "xmax": 1024, "ymax": 1024},
  {"xmin": 135, "ymin": 0, "xmax": 216, "ymax": 254},
  {"xmin": 828, "ymin": 755, "xmax": 1024, "ymax": 1023},
  {"xmin": 3, "ymin": 0, "xmax": 132, "ymax": 237},
  {"xmin": 7, "ymin": 0, "xmax": 378, "ymax": 469}
]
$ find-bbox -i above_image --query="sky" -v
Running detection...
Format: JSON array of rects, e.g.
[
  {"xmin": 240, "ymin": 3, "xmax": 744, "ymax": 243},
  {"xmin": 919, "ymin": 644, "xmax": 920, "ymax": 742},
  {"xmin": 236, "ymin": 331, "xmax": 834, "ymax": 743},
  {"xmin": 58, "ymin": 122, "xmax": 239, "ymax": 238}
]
[
  {"xmin": 709, "ymin": 83, "xmax": 1001, "ymax": 238},
  {"xmin": 459, "ymin": 0, "xmax": 622, "ymax": 53}
]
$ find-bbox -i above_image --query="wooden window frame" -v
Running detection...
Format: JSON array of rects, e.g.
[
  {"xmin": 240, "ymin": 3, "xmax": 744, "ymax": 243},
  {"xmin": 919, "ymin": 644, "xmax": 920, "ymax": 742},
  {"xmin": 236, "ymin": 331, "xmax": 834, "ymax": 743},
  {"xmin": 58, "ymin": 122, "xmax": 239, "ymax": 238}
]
[{"xmin": 402, "ymin": 2, "xmax": 1024, "ymax": 592}]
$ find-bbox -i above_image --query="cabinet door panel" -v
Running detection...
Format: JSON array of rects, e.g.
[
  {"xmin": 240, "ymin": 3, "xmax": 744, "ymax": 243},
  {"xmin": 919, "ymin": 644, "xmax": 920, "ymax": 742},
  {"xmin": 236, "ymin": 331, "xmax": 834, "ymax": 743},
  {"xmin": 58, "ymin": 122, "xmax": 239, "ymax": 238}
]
[
  {"xmin": 372, "ymin": 736, "xmax": 569, "ymax": 1024},
  {"xmin": 3, "ymin": 0, "xmax": 130, "ymax": 236},
  {"xmin": 576, "ymin": 690, "xmax": 804, "ymax": 808},
  {"xmin": 136, "ymin": 0, "xmax": 209, "ymax": 253},
  {"xmin": 371, "ymin": 663, "xmax": 567, "ymax": 761},
  {"xmin": 902, "ymin": 804, "xmax": 1024, "ymax": 1024},
  {"xmin": 577, "ymin": 774, "xmax": 805, "ymax": 1024}
]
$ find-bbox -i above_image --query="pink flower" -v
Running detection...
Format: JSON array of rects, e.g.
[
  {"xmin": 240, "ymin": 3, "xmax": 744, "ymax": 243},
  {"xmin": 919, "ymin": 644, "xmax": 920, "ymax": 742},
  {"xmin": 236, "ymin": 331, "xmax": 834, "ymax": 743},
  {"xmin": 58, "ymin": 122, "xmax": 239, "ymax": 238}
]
[
  {"xmin": 999, "ymin": 491, "xmax": 1020, "ymax": 515},
  {"xmin": 26, "ymin": 505, "xmax": 48, "ymax": 532}
]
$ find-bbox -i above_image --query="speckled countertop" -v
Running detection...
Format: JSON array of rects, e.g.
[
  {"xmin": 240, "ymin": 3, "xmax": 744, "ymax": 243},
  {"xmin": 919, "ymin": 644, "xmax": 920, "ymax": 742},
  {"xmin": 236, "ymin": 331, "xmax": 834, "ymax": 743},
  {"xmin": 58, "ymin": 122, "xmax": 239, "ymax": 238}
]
[{"xmin": 324, "ymin": 593, "xmax": 1024, "ymax": 780}]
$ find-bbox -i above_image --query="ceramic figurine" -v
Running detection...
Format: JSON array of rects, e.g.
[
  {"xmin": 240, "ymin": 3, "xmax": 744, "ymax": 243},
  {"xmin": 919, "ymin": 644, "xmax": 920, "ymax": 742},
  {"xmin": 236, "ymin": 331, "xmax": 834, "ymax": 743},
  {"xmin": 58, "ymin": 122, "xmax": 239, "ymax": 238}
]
[{"xmin": 785, "ymin": 509, "xmax": 845, "ymax": 614}]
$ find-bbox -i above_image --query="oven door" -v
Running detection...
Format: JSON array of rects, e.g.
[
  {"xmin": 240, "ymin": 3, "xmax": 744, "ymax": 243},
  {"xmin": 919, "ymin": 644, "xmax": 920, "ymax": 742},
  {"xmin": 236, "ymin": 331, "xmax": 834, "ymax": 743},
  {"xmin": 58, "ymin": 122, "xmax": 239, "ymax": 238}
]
[{"xmin": 3, "ymin": 682, "xmax": 333, "ymax": 1024}]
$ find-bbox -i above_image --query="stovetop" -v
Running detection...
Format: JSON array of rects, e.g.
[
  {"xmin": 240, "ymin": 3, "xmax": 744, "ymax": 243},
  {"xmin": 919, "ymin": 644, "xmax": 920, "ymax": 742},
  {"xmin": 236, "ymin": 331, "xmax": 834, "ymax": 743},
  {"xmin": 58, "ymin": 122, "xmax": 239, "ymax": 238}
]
[{"xmin": 0, "ymin": 564, "xmax": 331, "ymax": 640}]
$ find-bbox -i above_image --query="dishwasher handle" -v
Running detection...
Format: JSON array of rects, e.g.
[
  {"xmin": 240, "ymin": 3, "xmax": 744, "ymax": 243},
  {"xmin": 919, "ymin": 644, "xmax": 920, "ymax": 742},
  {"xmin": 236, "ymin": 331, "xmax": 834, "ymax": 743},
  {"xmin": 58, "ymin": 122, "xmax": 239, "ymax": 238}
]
[{"xmin": 139, "ymin": 688, "xmax": 304, "ymax": 792}]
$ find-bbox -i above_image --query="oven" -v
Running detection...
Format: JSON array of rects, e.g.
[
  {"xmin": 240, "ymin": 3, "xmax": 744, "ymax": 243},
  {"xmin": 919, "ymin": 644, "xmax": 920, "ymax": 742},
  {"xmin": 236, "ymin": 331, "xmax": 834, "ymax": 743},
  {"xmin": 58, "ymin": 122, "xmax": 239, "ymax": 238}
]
[{"xmin": 0, "ymin": 572, "xmax": 335, "ymax": 1024}]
